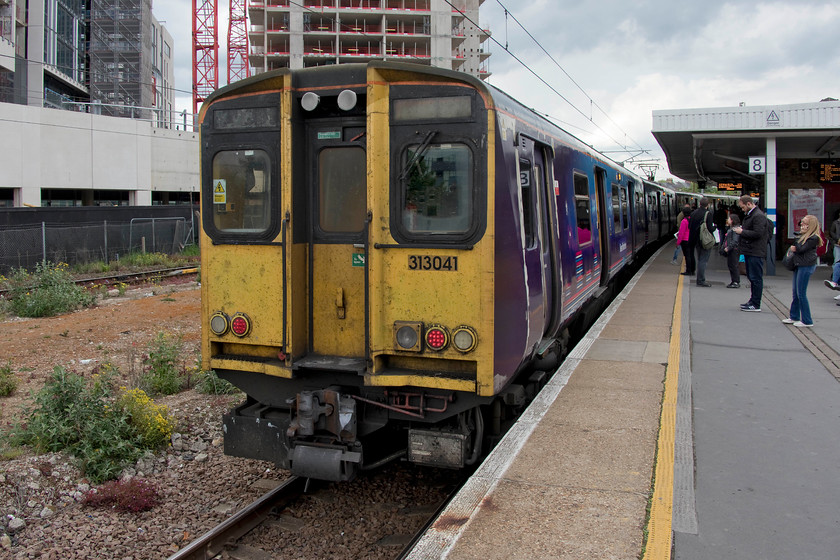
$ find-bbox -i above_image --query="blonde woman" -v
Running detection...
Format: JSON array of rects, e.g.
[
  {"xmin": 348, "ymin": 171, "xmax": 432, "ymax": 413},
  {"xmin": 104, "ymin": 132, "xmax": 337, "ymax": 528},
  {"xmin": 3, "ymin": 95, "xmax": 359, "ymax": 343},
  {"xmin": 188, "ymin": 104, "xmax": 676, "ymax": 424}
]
[{"xmin": 783, "ymin": 215, "xmax": 823, "ymax": 327}]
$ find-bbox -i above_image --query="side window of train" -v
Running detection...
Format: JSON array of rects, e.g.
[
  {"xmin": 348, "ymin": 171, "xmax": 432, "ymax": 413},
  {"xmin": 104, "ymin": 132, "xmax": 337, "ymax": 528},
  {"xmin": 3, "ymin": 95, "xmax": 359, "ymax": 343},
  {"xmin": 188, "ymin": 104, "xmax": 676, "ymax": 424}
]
[
  {"xmin": 611, "ymin": 184, "xmax": 621, "ymax": 231},
  {"xmin": 621, "ymin": 187, "xmax": 629, "ymax": 231},
  {"xmin": 520, "ymin": 159, "xmax": 536, "ymax": 248},
  {"xmin": 211, "ymin": 149, "xmax": 272, "ymax": 233},
  {"xmin": 573, "ymin": 173, "xmax": 592, "ymax": 245},
  {"xmin": 401, "ymin": 142, "xmax": 473, "ymax": 235},
  {"xmin": 635, "ymin": 191, "xmax": 644, "ymax": 228}
]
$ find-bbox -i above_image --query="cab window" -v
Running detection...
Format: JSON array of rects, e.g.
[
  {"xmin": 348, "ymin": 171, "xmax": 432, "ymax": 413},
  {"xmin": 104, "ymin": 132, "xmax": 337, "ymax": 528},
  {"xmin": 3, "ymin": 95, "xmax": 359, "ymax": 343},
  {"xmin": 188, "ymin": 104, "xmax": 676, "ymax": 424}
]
[
  {"xmin": 211, "ymin": 149, "xmax": 271, "ymax": 233},
  {"xmin": 401, "ymin": 143, "xmax": 472, "ymax": 234}
]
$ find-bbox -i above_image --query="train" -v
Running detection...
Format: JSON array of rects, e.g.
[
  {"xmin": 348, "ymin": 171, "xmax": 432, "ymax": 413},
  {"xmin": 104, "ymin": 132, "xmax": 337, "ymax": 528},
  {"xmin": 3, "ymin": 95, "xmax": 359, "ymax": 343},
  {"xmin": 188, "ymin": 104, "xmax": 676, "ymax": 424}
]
[{"xmin": 199, "ymin": 62, "xmax": 713, "ymax": 481}]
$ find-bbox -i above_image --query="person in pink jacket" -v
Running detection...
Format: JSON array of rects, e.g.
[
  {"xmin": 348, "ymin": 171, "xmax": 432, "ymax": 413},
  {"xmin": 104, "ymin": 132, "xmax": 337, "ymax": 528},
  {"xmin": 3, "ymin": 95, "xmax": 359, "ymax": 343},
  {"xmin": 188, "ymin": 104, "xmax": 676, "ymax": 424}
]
[{"xmin": 676, "ymin": 206, "xmax": 692, "ymax": 274}]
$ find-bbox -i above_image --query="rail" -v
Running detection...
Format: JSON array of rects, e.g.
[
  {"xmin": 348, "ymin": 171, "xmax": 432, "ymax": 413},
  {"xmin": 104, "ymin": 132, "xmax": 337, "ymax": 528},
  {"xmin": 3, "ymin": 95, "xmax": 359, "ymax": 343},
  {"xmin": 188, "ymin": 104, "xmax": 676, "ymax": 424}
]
[{"xmin": 166, "ymin": 476, "xmax": 307, "ymax": 560}]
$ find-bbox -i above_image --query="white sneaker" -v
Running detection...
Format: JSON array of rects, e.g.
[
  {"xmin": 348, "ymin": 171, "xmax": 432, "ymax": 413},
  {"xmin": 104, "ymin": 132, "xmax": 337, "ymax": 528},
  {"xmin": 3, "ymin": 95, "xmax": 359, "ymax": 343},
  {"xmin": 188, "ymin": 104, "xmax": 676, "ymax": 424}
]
[
  {"xmin": 834, "ymin": 294, "xmax": 840, "ymax": 301},
  {"xmin": 825, "ymin": 280, "xmax": 840, "ymax": 290},
  {"xmin": 793, "ymin": 321, "xmax": 813, "ymax": 328},
  {"xmin": 782, "ymin": 318, "xmax": 795, "ymax": 324}
]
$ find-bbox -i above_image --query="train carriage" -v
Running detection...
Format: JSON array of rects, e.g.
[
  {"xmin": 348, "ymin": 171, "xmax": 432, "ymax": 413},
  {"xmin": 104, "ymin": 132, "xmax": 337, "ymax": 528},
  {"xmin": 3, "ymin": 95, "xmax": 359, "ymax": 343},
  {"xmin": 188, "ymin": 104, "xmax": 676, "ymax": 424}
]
[{"xmin": 199, "ymin": 62, "xmax": 673, "ymax": 481}]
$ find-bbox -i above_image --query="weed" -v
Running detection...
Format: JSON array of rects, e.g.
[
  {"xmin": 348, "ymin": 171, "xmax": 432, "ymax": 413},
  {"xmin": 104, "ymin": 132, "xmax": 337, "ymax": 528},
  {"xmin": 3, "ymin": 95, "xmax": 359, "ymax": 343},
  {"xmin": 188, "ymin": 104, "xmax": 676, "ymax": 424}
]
[
  {"xmin": 1, "ymin": 262, "xmax": 96, "ymax": 318},
  {"xmin": 0, "ymin": 361, "xmax": 18, "ymax": 396},
  {"xmin": 115, "ymin": 388, "xmax": 176, "ymax": 449},
  {"xmin": 140, "ymin": 332, "xmax": 187, "ymax": 396},
  {"xmin": 194, "ymin": 368, "xmax": 238, "ymax": 395},
  {"xmin": 5, "ymin": 366, "xmax": 141, "ymax": 483},
  {"xmin": 83, "ymin": 478, "xmax": 160, "ymax": 513}
]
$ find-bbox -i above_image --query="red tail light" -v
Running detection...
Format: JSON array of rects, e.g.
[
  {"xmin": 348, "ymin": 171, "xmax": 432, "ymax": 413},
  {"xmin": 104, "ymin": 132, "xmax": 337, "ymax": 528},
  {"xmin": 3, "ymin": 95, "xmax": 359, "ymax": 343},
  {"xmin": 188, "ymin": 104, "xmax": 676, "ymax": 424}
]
[
  {"xmin": 230, "ymin": 313, "xmax": 252, "ymax": 337},
  {"xmin": 425, "ymin": 325, "xmax": 449, "ymax": 351}
]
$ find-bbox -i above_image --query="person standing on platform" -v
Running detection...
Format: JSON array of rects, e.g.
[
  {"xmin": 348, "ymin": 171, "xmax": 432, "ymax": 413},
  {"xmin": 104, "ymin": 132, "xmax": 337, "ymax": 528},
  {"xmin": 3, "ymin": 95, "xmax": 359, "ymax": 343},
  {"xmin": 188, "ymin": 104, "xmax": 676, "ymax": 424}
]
[
  {"xmin": 829, "ymin": 209, "xmax": 840, "ymax": 265},
  {"xmin": 688, "ymin": 197, "xmax": 715, "ymax": 287},
  {"xmin": 733, "ymin": 195, "xmax": 769, "ymax": 312},
  {"xmin": 675, "ymin": 205, "xmax": 691, "ymax": 267},
  {"xmin": 783, "ymin": 215, "xmax": 822, "ymax": 327},
  {"xmin": 721, "ymin": 213, "xmax": 741, "ymax": 288}
]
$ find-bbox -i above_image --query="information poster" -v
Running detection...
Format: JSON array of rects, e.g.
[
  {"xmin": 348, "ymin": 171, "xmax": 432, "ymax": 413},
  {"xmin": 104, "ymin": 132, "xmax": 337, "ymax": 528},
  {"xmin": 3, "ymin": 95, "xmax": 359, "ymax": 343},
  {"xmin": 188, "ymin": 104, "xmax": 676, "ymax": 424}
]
[{"xmin": 788, "ymin": 188, "xmax": 824, "ymax": 237}]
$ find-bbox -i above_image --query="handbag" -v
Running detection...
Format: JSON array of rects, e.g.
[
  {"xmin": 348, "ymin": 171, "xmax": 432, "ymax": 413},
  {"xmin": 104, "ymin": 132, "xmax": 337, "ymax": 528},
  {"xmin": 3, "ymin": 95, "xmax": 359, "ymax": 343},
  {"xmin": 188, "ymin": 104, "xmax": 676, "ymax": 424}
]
[
  {"xmin": 782, "ymin": 249, "xmax": 796, "ymax": 271},
  {"xmin": 700, "ymin": 211, "xmax": 716, "ymax": 249}
]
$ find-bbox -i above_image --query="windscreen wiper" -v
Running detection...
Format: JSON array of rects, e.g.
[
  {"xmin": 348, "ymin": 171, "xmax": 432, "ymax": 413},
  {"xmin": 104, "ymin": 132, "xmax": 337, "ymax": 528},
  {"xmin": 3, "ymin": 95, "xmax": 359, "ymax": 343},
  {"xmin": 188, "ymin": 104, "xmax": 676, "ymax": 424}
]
[{"xmin": 398, "ymin": 130, "xmax": 437, "ymax": 181}]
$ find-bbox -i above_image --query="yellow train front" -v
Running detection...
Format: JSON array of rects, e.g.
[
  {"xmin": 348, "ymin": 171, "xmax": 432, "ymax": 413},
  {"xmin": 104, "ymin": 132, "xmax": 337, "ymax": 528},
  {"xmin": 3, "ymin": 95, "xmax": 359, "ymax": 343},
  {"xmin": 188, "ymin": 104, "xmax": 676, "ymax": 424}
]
[{"xmin": 200, "ymin": 63, "xmax": 499, "ymax": 481}]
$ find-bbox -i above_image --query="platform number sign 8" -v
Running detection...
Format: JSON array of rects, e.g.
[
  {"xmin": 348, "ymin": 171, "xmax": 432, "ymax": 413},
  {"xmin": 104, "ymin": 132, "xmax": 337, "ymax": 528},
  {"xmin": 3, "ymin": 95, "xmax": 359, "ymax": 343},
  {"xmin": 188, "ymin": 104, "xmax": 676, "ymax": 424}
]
[{"xmin": 749, "ymin": 156, "xmax": 766, "ymax": 175}]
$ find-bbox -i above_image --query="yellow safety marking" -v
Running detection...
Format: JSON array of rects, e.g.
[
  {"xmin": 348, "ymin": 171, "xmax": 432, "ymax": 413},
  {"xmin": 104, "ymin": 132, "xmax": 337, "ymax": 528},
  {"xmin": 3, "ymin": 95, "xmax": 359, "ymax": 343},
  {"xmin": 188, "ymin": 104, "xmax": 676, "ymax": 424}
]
[{"xmin": 643, "ymin": 271, "xmax": 683, "ymax": 560}]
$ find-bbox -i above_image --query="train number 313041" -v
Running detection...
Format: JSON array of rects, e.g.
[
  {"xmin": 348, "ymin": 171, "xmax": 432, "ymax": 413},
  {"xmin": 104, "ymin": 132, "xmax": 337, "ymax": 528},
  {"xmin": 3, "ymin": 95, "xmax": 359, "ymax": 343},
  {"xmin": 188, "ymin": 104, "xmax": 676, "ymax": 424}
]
[{"xmin": 408, "ymin": 255, "xmax": 458, "ymax": 271}]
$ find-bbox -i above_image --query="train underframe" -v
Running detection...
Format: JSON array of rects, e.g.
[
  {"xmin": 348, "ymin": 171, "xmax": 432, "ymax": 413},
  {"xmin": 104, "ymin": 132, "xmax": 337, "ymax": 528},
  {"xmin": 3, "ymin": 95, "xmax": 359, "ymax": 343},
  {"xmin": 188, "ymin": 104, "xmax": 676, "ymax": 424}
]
[{"xmin": 218, "ymin": 362, "xmax": 551, "ymax": 482}]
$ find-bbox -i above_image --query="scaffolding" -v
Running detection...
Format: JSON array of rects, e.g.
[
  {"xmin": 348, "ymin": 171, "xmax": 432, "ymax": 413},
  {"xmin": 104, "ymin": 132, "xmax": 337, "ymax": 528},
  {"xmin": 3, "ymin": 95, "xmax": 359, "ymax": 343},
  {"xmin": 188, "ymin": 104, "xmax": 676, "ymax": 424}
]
[{"xmin": 88, "ymin": 0, "xmax": 154, "ymax": 119}]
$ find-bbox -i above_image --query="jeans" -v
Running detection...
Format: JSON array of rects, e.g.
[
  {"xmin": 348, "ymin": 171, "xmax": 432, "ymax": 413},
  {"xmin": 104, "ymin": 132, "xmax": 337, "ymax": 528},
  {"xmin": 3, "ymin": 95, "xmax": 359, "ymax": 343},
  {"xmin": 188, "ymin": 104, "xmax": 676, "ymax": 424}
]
[
  {"xmin": 790, "ymin": 264, "xmax": 816, "ymax": 324},
  {"xmin": 726, "ymin": 250, "xmax": 740, "ymax": 283},
  {"xmin": 833, "ymin": 260, "xmax": 840, "ymax": 284},
  {"xmin": 695, "ymin": 245, "xmax": 711, "ymax": 283},
  {"xmin": 744, "ymin": 255, "xmax": 764, "ymax": 307}
]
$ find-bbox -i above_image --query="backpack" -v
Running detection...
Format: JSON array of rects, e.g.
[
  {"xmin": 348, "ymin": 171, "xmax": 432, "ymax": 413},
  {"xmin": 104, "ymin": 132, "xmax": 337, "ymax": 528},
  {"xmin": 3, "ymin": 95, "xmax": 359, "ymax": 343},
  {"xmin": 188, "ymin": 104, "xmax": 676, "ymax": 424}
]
[
  {"xmin": 817, "ymin": 230, "xmax": 828, "ymax": 258},
  {"xmin": 766, "ymin": 216, "xmax": 775, "ymax": 237}
]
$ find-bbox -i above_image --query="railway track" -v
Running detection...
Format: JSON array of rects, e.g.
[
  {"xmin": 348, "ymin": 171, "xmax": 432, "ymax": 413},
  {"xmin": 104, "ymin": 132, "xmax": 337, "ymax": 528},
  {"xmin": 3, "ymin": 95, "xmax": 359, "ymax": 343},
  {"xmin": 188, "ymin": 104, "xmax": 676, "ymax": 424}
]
[
  {"xmin": 74, "ymin": 265, "xmax": 200, "ymax": 289},
  {"xmin": 166, "ymin": 465, "xmax": 467, "ymax": 560},
  {"xmin": 166, "ymin": 476, "xmax": 308, "ymax": 560}
]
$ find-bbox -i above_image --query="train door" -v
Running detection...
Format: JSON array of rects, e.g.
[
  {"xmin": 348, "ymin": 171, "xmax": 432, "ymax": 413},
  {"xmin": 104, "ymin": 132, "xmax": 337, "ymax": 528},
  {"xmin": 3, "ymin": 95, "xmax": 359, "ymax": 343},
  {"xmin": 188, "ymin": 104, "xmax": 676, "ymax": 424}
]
[
  {"xmin": 519, "ymin": 138, "xmax": 561, "ymax": 338},
  {"xmin": 594, "ymin": 168, "xmax": 611, "ymax": 286},
  {"xmin": 517, "ymin": 138, "xmax": 547, "ymax": 340},
  {"xmin": 306, "ymin": 121, "xmax": 368, "ymax": 358}
]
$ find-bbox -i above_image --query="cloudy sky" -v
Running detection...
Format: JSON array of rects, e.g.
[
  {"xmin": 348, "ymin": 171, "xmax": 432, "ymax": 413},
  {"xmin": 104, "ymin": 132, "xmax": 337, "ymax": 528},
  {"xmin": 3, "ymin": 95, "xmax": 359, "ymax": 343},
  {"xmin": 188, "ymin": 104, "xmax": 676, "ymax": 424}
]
[{"xmin": 153, "ymin": 0, "xmax": 840, "ymax": 180}]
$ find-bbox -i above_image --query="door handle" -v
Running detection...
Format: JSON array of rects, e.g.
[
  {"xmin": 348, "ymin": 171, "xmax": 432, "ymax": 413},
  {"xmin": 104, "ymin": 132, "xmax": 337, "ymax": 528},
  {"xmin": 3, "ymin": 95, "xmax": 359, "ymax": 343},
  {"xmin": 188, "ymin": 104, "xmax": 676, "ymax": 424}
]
[{"xmin": 335, "ymin": 287, "xmax": 345, "ymax": 319}]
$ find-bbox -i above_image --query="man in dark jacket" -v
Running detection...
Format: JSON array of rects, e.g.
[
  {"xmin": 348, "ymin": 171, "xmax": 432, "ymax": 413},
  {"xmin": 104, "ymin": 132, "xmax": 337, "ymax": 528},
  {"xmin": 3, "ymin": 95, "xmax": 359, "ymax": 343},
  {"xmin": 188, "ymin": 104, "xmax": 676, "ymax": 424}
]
[
  {"xmin": 733, "ymin": 195, "xmax": 769, "ymax": 311},
  {"xmin": 688, "ymin": 197, "xmax": 716, "ymax": 286}
]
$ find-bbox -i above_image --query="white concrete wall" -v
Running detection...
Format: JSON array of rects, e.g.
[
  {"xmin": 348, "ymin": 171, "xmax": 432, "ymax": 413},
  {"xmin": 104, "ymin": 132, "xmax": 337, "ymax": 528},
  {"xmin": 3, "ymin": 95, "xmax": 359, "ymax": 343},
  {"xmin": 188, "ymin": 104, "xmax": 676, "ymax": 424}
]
[{"xmin": 0, "ymin": 103, "xmax": 199, "ymax": 206}]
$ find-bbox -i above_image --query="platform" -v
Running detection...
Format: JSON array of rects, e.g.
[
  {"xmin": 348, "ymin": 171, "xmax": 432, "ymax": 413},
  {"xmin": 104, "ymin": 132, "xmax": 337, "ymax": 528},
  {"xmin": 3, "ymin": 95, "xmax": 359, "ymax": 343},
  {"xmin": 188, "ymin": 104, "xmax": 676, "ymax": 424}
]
[{"xmin": 405, "ymin": 242, "xmax": 840, "ymax": 559}]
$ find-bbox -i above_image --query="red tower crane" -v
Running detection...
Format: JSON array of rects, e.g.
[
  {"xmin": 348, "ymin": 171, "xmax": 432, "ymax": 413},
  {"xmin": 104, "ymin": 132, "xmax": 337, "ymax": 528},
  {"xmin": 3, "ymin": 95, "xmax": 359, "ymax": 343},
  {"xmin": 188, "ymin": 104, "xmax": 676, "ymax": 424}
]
[
  {"xmin": 228, "ymin": 0, "xmax": 250, "ymax": 84},
  {"xmin": 192, "ymin": 0, "xmax": 219, "ymax": 115}
]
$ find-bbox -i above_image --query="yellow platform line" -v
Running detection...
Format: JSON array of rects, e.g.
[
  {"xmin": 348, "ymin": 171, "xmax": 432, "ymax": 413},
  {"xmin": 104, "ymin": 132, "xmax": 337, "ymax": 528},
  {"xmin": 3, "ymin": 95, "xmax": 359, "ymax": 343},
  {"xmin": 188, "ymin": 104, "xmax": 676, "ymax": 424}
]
[{"xmin": 643, "ymin": 271, "xmax": 683, "ymax": 560}]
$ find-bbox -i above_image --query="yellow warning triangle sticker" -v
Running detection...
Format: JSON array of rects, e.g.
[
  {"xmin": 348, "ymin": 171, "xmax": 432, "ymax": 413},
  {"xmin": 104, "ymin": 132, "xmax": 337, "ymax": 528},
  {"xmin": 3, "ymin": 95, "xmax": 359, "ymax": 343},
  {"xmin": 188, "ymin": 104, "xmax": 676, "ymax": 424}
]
[{"xmin": 214, "ymin": 181, "xmax": 225, "ymax": 193}]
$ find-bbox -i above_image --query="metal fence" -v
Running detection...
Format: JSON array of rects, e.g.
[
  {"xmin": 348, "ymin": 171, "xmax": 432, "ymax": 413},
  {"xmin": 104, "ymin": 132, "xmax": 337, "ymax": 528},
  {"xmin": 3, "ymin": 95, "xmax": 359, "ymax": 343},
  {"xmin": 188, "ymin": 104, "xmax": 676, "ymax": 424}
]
[{"xmin": 0, "ymin": 218, "xmax": 196, "ymax": 274}]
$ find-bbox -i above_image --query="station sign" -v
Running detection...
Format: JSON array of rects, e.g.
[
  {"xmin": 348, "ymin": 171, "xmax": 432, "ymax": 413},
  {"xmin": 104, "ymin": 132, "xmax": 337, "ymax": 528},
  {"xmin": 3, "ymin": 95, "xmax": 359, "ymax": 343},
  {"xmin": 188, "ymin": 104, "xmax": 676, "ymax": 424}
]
[{"xmin": 749, "ymin": 156, "xmax": 766, "ymax": 175}]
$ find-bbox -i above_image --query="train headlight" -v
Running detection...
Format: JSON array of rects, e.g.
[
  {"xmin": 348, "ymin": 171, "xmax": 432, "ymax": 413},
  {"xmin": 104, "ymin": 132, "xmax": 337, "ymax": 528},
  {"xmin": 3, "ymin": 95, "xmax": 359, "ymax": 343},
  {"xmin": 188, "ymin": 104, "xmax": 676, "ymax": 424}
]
[
  {"xmin": 337, "ymin": 89, "xmax": 358, "ymax": 111},
  {"xmin": 210, "ymin": 312, "xmax": 230, "ymax": 336},
  {"xmin": 452, "ymin": 326, "xmax": 478, "ymax": 353},
  {"xmin": 394, "ymin": 321, "xmax": 422, "ymax": 352},
  {"xmin": 230, "ymin": 313, "xmax": 252, "ymax": 337},
  {"xmin": 425, "ymin": 324, "xmax": 450, "ymax": 351},
  {"xmin": 301, "ymin": 92, "xmax": 320, "ymax": 111}
]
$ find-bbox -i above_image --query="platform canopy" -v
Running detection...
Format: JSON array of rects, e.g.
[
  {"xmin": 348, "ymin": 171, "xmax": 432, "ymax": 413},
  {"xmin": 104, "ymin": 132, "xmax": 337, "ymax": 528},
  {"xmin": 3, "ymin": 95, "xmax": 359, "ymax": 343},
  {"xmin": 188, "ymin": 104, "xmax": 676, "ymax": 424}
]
[{"xmin": 652, "ymin": 100, "xmax": 840, "ymax": 187}]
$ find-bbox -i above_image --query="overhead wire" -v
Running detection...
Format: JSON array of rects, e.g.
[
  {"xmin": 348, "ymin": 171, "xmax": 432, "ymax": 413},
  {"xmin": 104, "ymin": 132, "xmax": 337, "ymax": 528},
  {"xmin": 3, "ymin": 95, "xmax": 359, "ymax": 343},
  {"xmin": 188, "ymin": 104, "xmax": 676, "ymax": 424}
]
[{"xmin": 494, "ymin": 0, "xmax": 646, "ymax": 153}]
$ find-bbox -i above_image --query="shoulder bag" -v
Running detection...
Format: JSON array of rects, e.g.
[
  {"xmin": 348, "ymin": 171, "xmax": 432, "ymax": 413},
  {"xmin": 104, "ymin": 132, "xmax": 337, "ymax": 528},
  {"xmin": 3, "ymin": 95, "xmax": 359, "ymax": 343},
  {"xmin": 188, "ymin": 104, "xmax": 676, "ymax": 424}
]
[{"xmin": 700, "ymin": 211, "xmax": 716, "ymax": 250}]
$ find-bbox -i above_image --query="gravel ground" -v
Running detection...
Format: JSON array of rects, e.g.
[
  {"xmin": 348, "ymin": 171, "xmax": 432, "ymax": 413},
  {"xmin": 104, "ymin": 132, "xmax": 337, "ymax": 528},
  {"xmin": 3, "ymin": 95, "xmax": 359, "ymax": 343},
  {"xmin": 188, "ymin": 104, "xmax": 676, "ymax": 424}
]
[{"xmin": 0, "ymin": 281, "xmax": 458, "ymax": 559}]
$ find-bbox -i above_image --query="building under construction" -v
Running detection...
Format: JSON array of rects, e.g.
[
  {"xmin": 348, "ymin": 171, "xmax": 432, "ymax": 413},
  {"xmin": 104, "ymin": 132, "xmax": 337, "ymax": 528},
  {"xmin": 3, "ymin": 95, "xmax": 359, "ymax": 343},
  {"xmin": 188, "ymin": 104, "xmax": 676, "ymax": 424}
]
[
  {"xmin": 89, "ymin": 0, "xmax": 173, "ymax": 124},
  {"xmin": 247, "ymin": 0, "xmax": 490, "ymax": 79},
  {"xmin": 0, "ymin": 0, "xmax": 173, "ymax": 126}
]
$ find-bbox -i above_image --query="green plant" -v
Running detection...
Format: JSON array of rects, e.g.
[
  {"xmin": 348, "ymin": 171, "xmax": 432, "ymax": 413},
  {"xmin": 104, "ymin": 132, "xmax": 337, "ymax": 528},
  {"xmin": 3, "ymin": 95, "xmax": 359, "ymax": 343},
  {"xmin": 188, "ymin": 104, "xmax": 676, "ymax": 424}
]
[
  {"xmin": 194, "ymin": 368, "xmax": 238, "ymax": 395},
  {"xmin": 0, "ymin": 361, "xmax": 19, "ymax": 397},
  {"xmin": 82, "ymin": 478, "xmax": 160, "ymax": 513},
  {"xmin": 115, "ymin": 387, "xmax": 176, "ymax": 449},
  {"xmin": 6, "ymin": 366, "xmax": 142, "ymax": 483},
  {"xmin": 1, "ymin": 262, "xmax": 97, "ymax": 318},
  {"xmin": 140, "ymin": 332, "xmax": 187, "ymax": 395}
]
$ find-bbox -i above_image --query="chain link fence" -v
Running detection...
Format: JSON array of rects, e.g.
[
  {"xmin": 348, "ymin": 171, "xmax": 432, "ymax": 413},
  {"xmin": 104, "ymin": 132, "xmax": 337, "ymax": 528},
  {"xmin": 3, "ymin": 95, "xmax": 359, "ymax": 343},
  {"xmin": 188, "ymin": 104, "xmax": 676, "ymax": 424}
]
[{"xmin": 0, "ymin": 218, "xmax": 195, "ymax": 275}]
